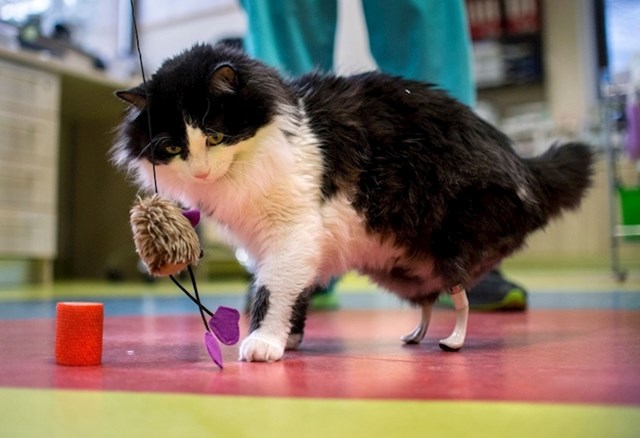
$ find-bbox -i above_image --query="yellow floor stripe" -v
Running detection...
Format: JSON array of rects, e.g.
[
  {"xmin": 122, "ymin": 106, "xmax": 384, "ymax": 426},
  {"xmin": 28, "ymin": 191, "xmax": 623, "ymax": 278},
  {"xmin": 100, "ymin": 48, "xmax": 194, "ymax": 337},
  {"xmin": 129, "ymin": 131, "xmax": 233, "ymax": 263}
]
[{"xmin": 1, "ymin": 388, "xmax": 638, "ymax": 438}]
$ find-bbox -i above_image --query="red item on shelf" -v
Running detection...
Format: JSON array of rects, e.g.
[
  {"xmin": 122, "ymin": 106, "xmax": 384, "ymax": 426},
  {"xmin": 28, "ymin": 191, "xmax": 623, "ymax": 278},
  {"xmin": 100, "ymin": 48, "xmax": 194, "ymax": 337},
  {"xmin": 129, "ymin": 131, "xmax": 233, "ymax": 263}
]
[
  {"xmin": 504, "ymin": 0, "xmax": 540, "ymax": 35},
  {"xmin": 467, "ymin": 0, "xmax": 503, "ymax": 40}
]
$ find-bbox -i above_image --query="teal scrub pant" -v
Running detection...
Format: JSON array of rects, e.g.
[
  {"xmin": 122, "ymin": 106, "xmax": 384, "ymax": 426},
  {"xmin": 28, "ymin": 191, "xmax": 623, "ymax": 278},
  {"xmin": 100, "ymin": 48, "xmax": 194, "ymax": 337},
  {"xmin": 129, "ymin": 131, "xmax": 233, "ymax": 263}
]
[{"xmin": 240, "ymin": 0, "xmax": 475, "ymax": 106}]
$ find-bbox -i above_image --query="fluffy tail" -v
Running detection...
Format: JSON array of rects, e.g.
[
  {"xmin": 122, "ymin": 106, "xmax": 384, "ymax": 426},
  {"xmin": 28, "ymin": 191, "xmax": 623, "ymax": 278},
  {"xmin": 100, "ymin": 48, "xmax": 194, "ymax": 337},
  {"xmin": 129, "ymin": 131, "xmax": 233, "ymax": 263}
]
[{"xmin": 526, "ymin": 142, "xmax": 595, "ymax": 219}]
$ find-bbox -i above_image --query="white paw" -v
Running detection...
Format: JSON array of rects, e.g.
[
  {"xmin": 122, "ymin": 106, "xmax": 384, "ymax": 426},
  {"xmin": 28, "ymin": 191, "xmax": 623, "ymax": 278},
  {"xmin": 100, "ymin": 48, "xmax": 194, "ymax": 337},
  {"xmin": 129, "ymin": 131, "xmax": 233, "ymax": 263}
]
[
  {"xmin": 239, "ymin": 332, "xmax": 286, "ymax": 362},
  {"xmin": 286, "ymin": 333, "xmax": 303, "ymax": 350}
]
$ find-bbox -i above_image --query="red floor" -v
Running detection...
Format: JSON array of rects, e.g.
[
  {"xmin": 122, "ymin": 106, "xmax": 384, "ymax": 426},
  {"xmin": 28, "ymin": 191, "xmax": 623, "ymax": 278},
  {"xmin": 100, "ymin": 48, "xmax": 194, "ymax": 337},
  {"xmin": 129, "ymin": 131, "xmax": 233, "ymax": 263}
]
[{"xmin": 2, "ymin": 308, "xmax": 639, "ymax": 405}]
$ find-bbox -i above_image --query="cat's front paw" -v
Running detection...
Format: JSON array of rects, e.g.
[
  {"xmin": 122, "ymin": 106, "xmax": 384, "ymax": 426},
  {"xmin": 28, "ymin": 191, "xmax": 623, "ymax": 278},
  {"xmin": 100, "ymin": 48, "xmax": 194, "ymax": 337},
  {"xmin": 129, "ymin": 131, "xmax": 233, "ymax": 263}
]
[{"xmin": 239, "ymin": 332, "xmax": 286, "ymax": 362}]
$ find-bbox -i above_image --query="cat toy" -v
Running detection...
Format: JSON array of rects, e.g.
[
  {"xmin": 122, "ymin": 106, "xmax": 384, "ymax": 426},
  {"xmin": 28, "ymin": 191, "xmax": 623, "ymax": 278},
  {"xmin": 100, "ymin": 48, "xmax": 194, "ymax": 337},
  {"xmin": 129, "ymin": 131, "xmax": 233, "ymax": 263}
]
[
  {"xmin": 130, "ymin": 195, "xmax": 201, "ymax": 277},
  {"xmin": 126, "ymin": 0, "xmax": 239, "ymax": 369},
  {"xmin": 55, "ymin": 302, "xmax": 104, "ymax": 366}
]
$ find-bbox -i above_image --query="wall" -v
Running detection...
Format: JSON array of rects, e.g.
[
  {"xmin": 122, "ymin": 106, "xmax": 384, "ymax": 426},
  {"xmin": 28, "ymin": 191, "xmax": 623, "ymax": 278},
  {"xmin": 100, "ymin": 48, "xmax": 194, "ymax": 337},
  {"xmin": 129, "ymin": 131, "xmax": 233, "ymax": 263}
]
[
  {"xmin": 56, "ymin": 75, "xmax": 140, "ymax": 280},
  {"xmin": 543, "ymin": 0, "xmax": 599, "ymax": 131},
  {"xmin": 141, "ymin": 2, "xmax": 247, "ymax": 72}
]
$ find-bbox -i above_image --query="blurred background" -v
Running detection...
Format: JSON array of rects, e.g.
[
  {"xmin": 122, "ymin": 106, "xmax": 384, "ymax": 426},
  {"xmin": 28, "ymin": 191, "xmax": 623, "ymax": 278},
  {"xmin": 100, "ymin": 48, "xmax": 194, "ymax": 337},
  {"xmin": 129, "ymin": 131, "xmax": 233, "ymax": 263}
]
[{"xmin": 0, "ymin": 0, "xmax": 638, "ymax": 288}]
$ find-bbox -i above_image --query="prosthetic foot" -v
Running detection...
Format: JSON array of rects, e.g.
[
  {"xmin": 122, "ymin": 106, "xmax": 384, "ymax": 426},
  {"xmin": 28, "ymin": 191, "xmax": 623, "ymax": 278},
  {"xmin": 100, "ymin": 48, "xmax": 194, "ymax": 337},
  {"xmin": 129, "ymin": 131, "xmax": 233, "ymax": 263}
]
[
  {"xmin": 438, "ymin": 285, "xmax": 469, "ymax": 351},
  {"xmin": 401, "ymin": 285, "xmax": 469, "ymax": 351},
  {"xmin": 401, "ymin": 300, "xmax": 434, "ymax": 344}
]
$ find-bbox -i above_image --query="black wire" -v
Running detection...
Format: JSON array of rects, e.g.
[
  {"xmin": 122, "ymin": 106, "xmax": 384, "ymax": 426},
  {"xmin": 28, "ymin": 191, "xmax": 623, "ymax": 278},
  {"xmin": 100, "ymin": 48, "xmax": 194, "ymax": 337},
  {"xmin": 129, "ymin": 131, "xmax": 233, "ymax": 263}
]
[
  {"xmin": 169, "ymin": 274, "xmax": 214, "ymax": 317},
  {"xmin": 129, "ymin": 0, "xmax": 158, "ymax": 194},
  {"xmin": 189, "ymin": 266, "xmax": 210, "ymax": 331}
]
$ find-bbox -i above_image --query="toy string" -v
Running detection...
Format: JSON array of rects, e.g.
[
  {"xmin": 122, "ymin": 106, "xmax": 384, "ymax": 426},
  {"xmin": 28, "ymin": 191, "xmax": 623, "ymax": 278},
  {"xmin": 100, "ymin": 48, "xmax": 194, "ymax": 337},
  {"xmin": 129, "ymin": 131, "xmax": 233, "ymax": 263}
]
[
  {"xmin": 170, "ymin": 268, "xmax": 214, "ymax": 318},
  {"xmin": 129, "ymin": 0, "xmax": 212, "ymax": 326},
  {"xmin": 129, "ymin": 0, "xmax": 157, "ymax": 194},
  {"xmin": 189, "ymin": 265, "xmax": 210, "ymax": 329}
]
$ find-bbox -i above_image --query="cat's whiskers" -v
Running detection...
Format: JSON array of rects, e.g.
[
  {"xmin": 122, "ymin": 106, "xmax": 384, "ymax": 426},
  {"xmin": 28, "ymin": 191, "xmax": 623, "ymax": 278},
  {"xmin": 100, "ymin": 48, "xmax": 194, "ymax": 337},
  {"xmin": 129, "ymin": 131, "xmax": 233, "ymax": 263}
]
[
  {"xmin": 137, "ymin": 133, "xmax": 174, "ymax": 162},
  {"xmin": 201, "ymin": 99, "xmax": 211, "ymax": 126},
  {"xmin": 135, "ymin": 141, "xmax": 153, "ymax": 160}
]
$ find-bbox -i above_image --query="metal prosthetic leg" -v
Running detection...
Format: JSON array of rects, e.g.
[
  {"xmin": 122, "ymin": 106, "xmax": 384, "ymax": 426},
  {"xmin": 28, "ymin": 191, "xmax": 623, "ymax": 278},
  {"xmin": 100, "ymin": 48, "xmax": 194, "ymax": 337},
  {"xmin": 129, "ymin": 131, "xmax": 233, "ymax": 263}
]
[
  {"xmin": 438, "ymin": 285, "xmax": 469, "ymax": 351},
  {"xmin": 401, "ymin": 300, "xmax": 434, "ymax": 344}
]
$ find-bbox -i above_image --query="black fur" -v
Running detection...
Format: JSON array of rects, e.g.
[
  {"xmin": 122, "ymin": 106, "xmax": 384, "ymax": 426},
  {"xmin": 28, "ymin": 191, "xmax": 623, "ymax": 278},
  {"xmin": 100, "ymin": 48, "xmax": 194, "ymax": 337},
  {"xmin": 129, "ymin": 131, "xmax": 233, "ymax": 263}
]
[
  {"xmin": 526, "ymin": 142, "xmax": 595, "ymax": 216},
  {"xmin": 113, "ymin": 43, "xmax": 292, "ymax": 166},
  {"xmin": 289, "ymin": 286, "xmax": 316, "ymax": 337},
  {"xmin": 249, "ymin": 284, "xmax": 270, "ymax": 332},
  {"xmin": 289, "ymin": 71, "xmax": 594, "ymax": 288}
]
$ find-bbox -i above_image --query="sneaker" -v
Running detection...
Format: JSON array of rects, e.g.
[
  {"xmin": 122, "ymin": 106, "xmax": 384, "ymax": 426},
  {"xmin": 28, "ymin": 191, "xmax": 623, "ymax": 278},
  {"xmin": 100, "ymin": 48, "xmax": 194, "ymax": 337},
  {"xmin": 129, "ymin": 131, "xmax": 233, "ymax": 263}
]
[
  {"xmin": 244, "ymin": 276, "xmax": 340, "ymax": 314},
  {"xmin": 439, "ymin": 270, "xmax": 528, "ymax": 311},
  {"xmin": 310, "ymin": 278, "xmax": 340, "ymax": 311}
]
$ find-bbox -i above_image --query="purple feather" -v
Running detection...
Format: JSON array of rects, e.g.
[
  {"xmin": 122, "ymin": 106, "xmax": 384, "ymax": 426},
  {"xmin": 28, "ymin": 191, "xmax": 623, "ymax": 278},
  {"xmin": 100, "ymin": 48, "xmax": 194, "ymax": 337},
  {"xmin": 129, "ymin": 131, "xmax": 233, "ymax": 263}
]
[
  {"xmin": 204, "ymin": 331, "xmax": 223, "ymax": 369},
  {"xmin": 182, "ymin": 209, "xmax": 201, "ymax": 227},
  {"xmin": 209, "ymin": 306, "xmax": 240, "ymax": 345}
]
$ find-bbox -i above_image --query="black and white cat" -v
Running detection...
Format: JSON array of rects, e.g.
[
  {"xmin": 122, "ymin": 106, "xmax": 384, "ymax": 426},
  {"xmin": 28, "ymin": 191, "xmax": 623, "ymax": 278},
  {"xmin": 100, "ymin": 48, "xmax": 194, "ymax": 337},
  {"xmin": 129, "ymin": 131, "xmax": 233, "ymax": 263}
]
[{"xmin": 112, "ymin": 43, "xmax": 593, "ymax": 362}]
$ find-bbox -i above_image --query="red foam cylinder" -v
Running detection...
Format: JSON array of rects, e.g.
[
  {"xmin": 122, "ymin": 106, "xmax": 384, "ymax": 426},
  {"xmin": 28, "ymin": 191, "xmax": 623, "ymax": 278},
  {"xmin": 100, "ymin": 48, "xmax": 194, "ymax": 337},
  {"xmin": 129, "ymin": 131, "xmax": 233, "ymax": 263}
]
[{"xmin": 55, "ymin": 302, "xmax": 104, "ymax": 366}]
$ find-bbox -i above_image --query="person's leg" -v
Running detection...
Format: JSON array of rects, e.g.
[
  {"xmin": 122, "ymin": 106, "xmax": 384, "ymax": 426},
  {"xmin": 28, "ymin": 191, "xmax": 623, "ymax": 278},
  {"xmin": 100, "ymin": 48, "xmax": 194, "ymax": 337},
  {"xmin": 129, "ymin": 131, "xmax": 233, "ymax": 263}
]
[
  {"xmin": 361, "ymin": 0, "xmax": 475, "ymax": 106},
  {"xmin": 240, "ymin": 0, "xmax": 337, "ymax": 76}
]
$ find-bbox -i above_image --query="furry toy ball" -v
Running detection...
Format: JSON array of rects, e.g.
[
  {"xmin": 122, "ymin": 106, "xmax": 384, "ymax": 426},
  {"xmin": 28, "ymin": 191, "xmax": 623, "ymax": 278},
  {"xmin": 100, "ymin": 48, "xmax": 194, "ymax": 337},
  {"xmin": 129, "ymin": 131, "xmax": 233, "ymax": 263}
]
[{"xmin": 130, "ymin": 194, "xmax": 201, "ymax": 277}]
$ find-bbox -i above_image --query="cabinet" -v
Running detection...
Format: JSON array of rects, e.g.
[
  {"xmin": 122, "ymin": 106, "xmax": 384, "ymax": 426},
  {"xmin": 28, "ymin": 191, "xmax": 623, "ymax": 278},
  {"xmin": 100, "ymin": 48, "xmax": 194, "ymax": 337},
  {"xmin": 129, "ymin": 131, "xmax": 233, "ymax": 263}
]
[{"xmin": 0, "ymin": 59, "xmax": 60, "ymax": 282}]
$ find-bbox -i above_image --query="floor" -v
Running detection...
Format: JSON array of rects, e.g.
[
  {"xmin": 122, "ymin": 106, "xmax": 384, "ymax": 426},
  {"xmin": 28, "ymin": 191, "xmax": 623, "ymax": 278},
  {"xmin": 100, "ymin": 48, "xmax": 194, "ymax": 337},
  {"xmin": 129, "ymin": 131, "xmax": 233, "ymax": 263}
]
[{"xmin": 1, "ymin": 268, "xmax": 640, "ymax": 437}]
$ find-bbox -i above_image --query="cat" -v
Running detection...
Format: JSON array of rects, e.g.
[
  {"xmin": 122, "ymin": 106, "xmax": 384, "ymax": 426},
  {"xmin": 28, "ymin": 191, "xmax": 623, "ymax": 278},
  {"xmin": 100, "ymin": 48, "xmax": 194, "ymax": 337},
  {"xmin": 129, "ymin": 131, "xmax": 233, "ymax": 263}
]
[{"xmin": 111, "ymin": 43, "xmax": 594, "ymax": 362}]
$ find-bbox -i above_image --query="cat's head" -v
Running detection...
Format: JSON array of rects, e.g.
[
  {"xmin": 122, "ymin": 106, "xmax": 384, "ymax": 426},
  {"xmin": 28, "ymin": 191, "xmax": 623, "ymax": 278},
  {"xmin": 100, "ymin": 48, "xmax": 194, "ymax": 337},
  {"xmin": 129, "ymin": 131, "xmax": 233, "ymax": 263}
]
[{"xmin": 111, "ymin": 43, "xmax": 292, "ymax": 187}]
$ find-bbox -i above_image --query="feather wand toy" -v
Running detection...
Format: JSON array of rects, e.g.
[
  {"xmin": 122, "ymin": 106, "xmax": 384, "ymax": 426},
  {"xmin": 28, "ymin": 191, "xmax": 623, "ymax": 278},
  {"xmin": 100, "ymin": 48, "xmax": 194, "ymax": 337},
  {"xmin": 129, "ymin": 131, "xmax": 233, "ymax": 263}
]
[{"xmin": 126, "ymin": 0, "xmax": 239, "ymax": 369}]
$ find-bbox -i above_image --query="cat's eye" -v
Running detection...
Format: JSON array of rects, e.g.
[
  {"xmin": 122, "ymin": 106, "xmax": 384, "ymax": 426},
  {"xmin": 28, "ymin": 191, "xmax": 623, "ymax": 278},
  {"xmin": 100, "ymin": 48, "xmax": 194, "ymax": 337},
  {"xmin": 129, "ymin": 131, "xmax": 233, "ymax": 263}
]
[
  {"xmin": 206, "ymin": 131, "xmax": 224, "ymax": 146},
  {"xmin": 164, "ymin": 145, "xmax": 182, "ymax": 155}
]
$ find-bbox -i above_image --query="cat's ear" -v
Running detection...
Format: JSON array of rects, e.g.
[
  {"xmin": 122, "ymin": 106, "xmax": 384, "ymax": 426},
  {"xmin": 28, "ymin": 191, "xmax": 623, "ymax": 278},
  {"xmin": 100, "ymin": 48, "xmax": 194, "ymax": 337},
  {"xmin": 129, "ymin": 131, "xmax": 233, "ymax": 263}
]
[
  {"xmin": 209, "ymin": 64, "xmax": 237, "ymax": 94},
  {"xmin": 116, "ymin": 86, "xmax": 147, "ymax": 109}
]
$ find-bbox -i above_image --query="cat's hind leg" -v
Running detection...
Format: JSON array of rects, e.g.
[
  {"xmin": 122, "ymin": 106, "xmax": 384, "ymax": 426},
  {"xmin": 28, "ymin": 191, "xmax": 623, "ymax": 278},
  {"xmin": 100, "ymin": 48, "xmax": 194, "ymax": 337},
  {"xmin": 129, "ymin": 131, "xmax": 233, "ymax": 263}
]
[
  {"xmin": 401, "ymin": 299, "xmax": 434, "ymax": 344},
  {"xmin": 439, "ymin": 285, "xmax": 469, "ymax": 351}
]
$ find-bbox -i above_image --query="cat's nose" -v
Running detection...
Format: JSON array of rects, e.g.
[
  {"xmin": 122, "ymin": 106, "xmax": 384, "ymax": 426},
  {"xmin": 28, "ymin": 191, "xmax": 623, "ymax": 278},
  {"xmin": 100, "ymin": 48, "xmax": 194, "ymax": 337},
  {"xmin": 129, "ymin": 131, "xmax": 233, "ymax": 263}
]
[{"xmin": 194, "ymin": 169, "xmax": 210, "ymax": 179}]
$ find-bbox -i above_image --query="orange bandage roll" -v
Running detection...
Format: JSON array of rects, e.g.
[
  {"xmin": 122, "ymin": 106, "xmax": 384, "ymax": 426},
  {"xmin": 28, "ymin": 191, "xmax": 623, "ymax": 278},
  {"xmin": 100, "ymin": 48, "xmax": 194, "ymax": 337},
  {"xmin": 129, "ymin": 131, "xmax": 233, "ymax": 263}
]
[{"xmin": 55, "ymin": 302, "xmax": 104, "ymax": 366}]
